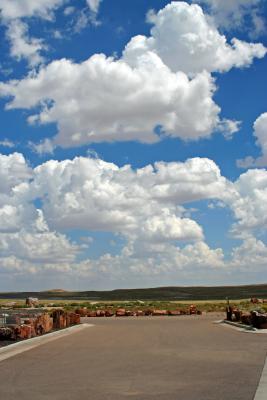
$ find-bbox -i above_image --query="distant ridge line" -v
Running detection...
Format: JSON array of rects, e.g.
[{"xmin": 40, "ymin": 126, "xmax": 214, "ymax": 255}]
[{"xmin": 0, "ymin": 284, "xmax": 267, "ymax": 301}]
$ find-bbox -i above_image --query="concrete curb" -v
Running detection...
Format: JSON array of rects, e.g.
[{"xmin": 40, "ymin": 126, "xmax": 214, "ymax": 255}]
[
  {"xmin": 215, "ymin": 320, "xmax": 267, "ymax": 334},
  {"xmin": 0, "ymin": 323, "xmax": 93, "ymax": 363},
  {"xmin": 254, "ymin": 356, "xmax": 267, "ymax": 400},
  {"xmin": 222, "ymin": 320, "xmax": 257, "ymax": 331}
]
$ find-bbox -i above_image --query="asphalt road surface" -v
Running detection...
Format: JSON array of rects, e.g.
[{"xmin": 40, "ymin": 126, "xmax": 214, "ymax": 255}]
[{"xmin": 0, "ymin": 314, "xmax": 266, "ymax": 400}]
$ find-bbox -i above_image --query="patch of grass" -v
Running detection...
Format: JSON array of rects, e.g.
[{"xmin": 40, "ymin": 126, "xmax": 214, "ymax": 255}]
[{"xmin": 0, "ymin": 298, "xmax": 265, "ymax": 314}]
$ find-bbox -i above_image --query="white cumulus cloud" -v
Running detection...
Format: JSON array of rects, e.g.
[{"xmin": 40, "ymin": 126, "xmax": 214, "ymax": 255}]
[
  {"xmin": 0, "ymin": 55, "xmax": 223, "ymax": 146},
  {"xmin": 1, "ymin": 151, "xmax": 267, "ymax": 286},
  {"xmin": 237, "ymin": 113, "xmax": 267, "ymax": 168},
  {"xmin": 0, "ymin": 1, "xmax": 265, "ymax": 148},
  {"xmin": 229, "ymin": 168, "xmax": 267, "ymax": 236},
  {"xmin": 127, "ymin": 2, "xmax": 266, "ymax": 75},
  {"xmin": 28, "ymin": 156, "xmax": 231, "ymax": 237},
  {"xmin": 6, "ymin": 19, "xmax": 45, "ymax": 67},
  {"xmin": 0, "ymin": 0, "xmax": 65, "ymax": 66},
  {"xmin": 0, "ymin": 54, "xmax": 236, "ymax": 148},
  {"xmin": 0, "ymin": 0, "xmax": 64, "ymax": 20},
  {"xmin": 230, "ymin": 236, "xmax": 267, "ymax": 270},
  {"xmin": 195, "ymin": 0, "xmax": 265, "ymax": 37},
  {"xmin": 0, "ymin": 152, "xmax": 32, "ymax": 194}
]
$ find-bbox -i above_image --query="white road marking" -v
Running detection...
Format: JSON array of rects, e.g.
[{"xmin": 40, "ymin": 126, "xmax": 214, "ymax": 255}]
[{"xmin": 254, "ymin": 356, "xmax": 267, "ymax": 400}]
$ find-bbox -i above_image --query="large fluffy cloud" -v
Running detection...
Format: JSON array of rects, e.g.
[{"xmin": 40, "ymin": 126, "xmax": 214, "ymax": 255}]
[
  {"xmin": 229, "ymin": 168, "xmax": 267, "ymax": 236},
  {"xmin": 0, "ymin": 152, "xmax": 31, "ymax": 194},
  {"xmin": 0, "ymin": 229, "xmax": 80, "ymax": 264},
  {"xmin": 0, "ymin": 55, "xmax": 223, "ymax": 147},
  {"xmin": 0, "ymin": 153, "xmax": 228, "ymax": 280},
  {"xmin": 1, "ymin": 151, "xmax": 267, "ymax": 286},
  {"xmin": 71, "ymin": 240, "xmax": 225, "ymax": 285},
  {"xmin": 1, "ymin": 151, "xmax": 267, "ymax": 287},
  {"xmin": 29, "ymin": 156, "xmax": 231, "ymax": 236},
  {"xmin": 230, "ymin": 236, "xmax": 267, "ymax": 269},
  {"xmin": 48, "ymin": 153, "xmax": 265, "ymax": 241},
  {"xmin": 0, "ymin": 1, "xmax": 265, "ymax": 148},
  {"xmin": 0, "ymin": 153, "xmax": 81, "ymax": 270},
  {"xmin": 127, "ymin": 2, "xmax": 266, "ymax": 75}
]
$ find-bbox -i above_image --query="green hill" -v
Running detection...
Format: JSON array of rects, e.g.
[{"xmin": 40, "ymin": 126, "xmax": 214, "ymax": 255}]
[{"xmin": 0, "ymin": 284, "xmax": 267, "ymax": 301}]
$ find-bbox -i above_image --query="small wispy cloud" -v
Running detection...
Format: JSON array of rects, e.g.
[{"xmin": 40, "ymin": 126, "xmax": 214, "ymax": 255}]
[
  {"xmin": 86, "ymin": 0, "xmax": 102, "ymax": 14},
  {"xmin": 0, "ymin": 138, "xmax": 16, "ymax": 148},
  {"xmin": 28, "ymin": 138, "xmax": 55, "ymax": 155}
]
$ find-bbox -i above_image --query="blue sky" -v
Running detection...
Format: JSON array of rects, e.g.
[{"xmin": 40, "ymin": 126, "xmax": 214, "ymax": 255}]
[{"xmin": 0, "ymin": 0, "xmax": 267, "ymax": 291}]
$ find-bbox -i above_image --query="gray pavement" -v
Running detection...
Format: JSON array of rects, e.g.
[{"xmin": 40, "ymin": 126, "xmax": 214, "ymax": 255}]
[
  {"xmin": 0, "ymin": 324, "xmax": 93, "ymax": 362},
  {"xmin": 0, "ymin": 314, "xmax": 266, "ymax": 400},
  {"xmin": 254, "ymin": 356, "xmax": 267, "ymax": 400}
]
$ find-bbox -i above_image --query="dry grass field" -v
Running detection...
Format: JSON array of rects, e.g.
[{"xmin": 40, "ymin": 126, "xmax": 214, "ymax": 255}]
[{"xmin": 1, "ymin": 298, "xmax": 266, "ymax": 313}]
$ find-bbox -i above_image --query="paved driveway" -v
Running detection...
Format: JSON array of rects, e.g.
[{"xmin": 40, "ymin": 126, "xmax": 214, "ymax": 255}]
[{"xmin": 0, "ymin": 315, "xmax": 266, "ymax": 400}]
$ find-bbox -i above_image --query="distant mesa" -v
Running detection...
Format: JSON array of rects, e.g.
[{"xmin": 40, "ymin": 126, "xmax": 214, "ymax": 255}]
[
  {"xmin": 1, "ymin": 285, "xmax": 267, "ymax": 301},
  {"xmin": 42, "ymin": 289, "xmax": 69, "ymax": 293}
]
